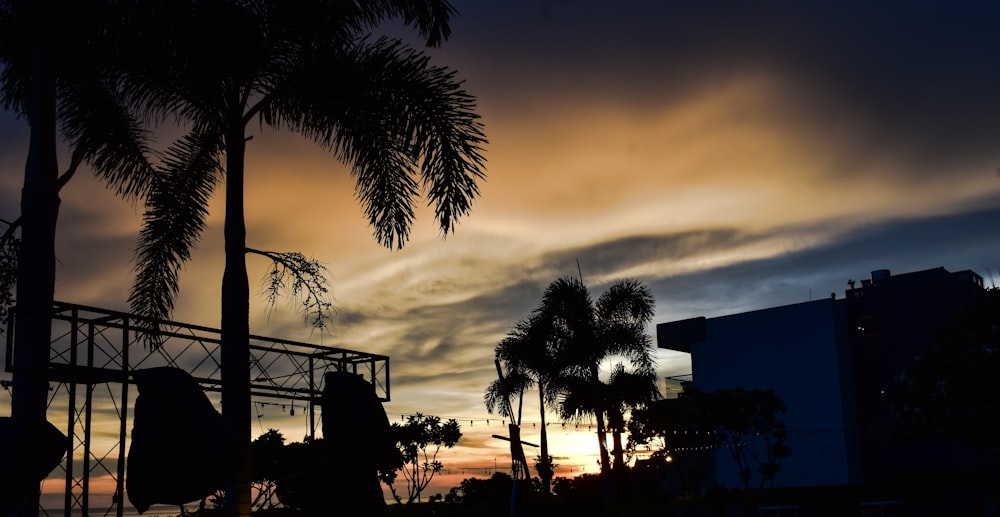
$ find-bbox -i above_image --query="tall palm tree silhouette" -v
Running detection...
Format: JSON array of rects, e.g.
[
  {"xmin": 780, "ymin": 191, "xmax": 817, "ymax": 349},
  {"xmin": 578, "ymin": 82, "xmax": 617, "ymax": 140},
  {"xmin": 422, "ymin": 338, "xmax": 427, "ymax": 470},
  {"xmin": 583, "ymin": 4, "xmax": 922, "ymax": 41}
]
[
  {"xmin": 1, "ymin": 2, "xmax": 154, "ymax": 514},
  {"xmin": 120, "ymin": 2, "xmax": 486, "ymax": 515}
]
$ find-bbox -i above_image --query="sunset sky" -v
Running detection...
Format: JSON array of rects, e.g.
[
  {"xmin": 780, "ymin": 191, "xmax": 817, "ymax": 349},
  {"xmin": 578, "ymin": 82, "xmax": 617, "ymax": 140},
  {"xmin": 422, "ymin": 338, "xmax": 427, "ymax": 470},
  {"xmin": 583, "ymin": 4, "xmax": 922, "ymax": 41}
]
[{"xmin": 3, "ymin": 0, "xmax": 1000, "ymax": 506}]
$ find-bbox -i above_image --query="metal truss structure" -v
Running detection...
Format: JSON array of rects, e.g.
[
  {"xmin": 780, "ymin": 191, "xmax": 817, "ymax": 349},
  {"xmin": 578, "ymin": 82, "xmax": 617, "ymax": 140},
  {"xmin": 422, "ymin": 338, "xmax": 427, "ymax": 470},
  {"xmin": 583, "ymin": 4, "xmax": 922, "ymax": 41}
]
[{"xmin": 3, "ymin": 301, "xmax": 390, "ymax": 517}]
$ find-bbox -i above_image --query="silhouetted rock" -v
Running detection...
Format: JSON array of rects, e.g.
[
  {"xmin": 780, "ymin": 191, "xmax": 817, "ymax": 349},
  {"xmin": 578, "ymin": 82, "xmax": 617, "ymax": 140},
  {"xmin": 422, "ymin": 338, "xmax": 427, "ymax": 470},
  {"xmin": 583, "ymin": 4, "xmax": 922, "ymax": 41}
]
[
  {"xmin": 126, "ymin": 367, "xmax": 227, "ymax": 513},
  {"xmin": 320, "ymin": 371, "xmax": 392, "ymax": 516},
  {"xmin": 0, "ymin": 417, "xmax": 66, "ymax": 514}
]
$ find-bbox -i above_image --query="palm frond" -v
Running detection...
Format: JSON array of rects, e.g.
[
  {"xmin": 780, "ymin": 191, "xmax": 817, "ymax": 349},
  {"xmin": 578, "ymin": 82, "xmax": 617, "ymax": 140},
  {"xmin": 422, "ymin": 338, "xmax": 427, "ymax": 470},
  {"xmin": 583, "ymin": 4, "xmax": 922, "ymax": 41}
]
[
  {"xmin": 58, "ymin": 75, "xmax": 155, "ymax": 200},
  {"xmin": 597, "ymin": 279, "xmax": 657, "ymax": 372},
  {"xmin": 264, "ymin": 36, "xmax": 486, "ymax": 249},
  {"xmin": 129, "ymin": 130, "xmax": 222, "ymax": 346},
  {"xmin": 484, "ymin": 371, "xmax": 531, "ymax": 419},
  {"xmin": 608, "ymin": 364, "xmax": 662, "ymax": 406},
  {"xmin": 0, "ymin": 0, "xmax": 33, "ymax": 117},
  {"xmin": 596, "ymin": 278, "xmax": 655, "ymax": 325},
  {"xmin": 334, "ymin": 0, "xmax": 456, "ymax": 47},
  {"xmin": 538, "ymin": 276, "xmax": 598, "ymax": 364},
  {"xmin": 496, "ymin": 314, "xmax": 547, "ymax": 370},
  {"xmin": 112, "ymin": 1, "xmax": 232, "ymax": 133},
  {"xmin": 557, "ymin": 375, "xmax": 598, "ymax": 423}
]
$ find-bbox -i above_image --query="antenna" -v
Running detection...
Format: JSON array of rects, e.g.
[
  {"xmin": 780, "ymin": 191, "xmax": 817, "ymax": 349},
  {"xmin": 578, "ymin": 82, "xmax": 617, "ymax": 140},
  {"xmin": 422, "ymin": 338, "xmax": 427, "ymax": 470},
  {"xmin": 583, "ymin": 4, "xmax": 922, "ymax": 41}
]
[{"xmin": 576, "ymin": 258, "xmax": 584, "ymax": 283}]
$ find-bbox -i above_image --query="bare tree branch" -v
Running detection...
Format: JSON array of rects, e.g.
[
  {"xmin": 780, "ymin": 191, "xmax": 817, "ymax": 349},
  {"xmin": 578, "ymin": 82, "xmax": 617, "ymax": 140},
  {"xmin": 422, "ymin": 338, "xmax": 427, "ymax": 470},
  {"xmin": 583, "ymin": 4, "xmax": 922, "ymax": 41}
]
[{"xmin": 246, "ymin": 247, "xmax": 334, "ymax": 334}]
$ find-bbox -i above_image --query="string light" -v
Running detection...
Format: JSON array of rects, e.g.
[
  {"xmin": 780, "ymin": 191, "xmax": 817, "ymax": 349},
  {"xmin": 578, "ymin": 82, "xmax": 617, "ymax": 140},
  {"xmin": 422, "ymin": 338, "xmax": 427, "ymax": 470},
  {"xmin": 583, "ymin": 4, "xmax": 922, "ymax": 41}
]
[
  {"xmin": 254, "ymin": 400, "xmax": 299, "ymax": 417},
  {"xmin": 384, "ymin": 411, "xmax": 605, "ymax": 429}
]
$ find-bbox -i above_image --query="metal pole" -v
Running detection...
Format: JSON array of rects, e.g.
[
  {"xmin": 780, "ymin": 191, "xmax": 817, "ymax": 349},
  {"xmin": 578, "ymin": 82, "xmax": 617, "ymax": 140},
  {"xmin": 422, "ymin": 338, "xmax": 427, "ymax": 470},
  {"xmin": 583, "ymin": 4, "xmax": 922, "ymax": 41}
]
[
  {"xmin": 82, "ymin": 383, "xmax": 93, "ymax": 516},
  {"xmin": 115, "ymin": 317, "xmax": 130, "ymax": 517},
  {"xmin": 63, "ymin": 311, "xmax": 79, "ymax": 517},
  {"xmin": 82, "ymin": 316, "xmax": 95, "ymax": 517},
  {"xmin": 308, "ymin": 356, "xmax": 315, "ymax": 440}
]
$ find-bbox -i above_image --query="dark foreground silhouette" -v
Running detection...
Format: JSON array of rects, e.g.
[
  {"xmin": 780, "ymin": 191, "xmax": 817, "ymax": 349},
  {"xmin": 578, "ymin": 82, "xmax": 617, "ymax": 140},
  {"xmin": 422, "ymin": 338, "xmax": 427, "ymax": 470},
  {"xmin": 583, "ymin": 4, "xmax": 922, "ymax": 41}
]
[
  {"xmin": 127, "ymin": 367, "xmax": 227, "ymax": 513},
  {"xmin": 0, "ymin": 417, "xmax": 66, "ymax": 515},
  {"xmin": 320, "ymin": 371, "xmax": 392, "ymax": 516}
]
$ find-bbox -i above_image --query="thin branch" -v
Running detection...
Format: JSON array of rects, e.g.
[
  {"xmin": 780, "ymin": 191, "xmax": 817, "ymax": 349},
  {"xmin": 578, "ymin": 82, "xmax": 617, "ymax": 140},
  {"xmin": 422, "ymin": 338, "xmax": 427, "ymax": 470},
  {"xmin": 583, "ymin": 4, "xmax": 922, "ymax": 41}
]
[
  {"xmin": 246, "ymin": 247, "xmax": 335, "ymax": 334},
  {"xmin": 1, "ymin": 149, "xmax": 84, "ymax": 249}
]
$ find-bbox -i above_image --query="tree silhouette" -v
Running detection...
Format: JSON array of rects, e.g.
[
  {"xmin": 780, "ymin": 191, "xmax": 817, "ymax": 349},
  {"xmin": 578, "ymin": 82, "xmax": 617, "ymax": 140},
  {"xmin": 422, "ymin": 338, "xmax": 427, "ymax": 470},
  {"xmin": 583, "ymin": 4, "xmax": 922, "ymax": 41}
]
[
  {"xmin": 561, "ymin": 362, "xmax": 661, "ymax": 471},
  {"xmin": 1, "ymin": 2, "xmax": 154, "ymax": 514},
  {"xmin": 119, "ymin": 2, "xmax": 486, "ymax": 515},
  {"xmin": 683, "ymin": 385, "xmax": 790, "ymax": 490},
  {"xmin": 249, "ymin": 429, "xmax": 285, "ymax": 510},
  {"xmin": 379, "ymin": 413, "xmax": 462, "ymax": 504},
  {"xmin": 487, "ymin": 312, "xmax": 564, "ymax": 494},
  {"xmin": 626, "ymin": 394, "xmax": 708, "ymax": 456},
  {"xmin": 501, "ymin": 276, "xmax": 655, "ymax": 511},
  {"xmin": 0, "ymin": 226, "xmax": 17, "ymax": 328},
  {"xmin": 893, "ymin": 287, "xmax": 1000, "ymax": 456},
  {"xmin": 535, "ymin": 277, "xmax": 657, "ymax": 475}
]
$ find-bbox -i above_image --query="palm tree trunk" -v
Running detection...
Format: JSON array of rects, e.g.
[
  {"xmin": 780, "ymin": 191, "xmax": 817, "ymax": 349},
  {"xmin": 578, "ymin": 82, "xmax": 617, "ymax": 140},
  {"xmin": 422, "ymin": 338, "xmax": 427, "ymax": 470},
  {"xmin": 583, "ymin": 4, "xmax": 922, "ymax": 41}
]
[
  {"xmin": 608, "ymin": 407, "xmax": 626, "ymax": 471},
  {"xmin": 611, "ymin": 429, "xmax": 625, "ymax": 471},
  {"xmin": 537, "ymin": 384, "xmax": 551, "ymax": 495},
  {"xmin": 221, "ymin": 121, "xmax": 252, "ymax": 517},
  {"xmin": 11, "ymin": 4, "xmax": 60, "ymax": 515},
  {"xmin": 590, "ymin": 366, "xmax": 611, "ymax": 472},
  {"xmin": 589, "ymin": 365, "xmax": 615, "ymax": 511}
]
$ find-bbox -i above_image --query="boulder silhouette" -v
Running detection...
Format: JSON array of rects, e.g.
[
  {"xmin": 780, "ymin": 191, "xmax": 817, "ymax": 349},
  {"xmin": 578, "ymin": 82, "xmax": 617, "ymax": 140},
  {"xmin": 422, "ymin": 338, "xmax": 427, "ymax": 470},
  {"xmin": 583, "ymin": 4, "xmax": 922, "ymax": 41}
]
[
  {"xmin": 0, "ymin": 417, "xmax": 67, "ymax": 515},
  {"xmin": 320, "ymin": 371, "xmax": 392, "ymax": 516},
  {"xmin": 126, "ymin": 367, "xmax": 227, "ymax": 513}
]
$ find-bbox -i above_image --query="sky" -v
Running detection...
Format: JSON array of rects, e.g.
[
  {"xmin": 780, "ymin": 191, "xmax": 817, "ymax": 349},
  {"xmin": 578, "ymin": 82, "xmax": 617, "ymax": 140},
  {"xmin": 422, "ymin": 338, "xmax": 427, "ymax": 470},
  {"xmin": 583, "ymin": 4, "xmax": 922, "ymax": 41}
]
[{"xmin": 3, "ymin": 0, "xmax": 1000, "ymax": 508}]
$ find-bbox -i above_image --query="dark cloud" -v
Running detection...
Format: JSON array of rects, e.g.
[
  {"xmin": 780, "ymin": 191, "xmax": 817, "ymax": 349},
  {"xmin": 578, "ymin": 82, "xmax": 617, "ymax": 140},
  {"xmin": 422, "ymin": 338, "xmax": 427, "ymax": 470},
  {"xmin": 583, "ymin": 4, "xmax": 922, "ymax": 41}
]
[
  {"xmin": 342, "ymin": 198, "xmax": 1000, "ymax": 396},
  {"xmin": 650, "ymin": 201, "xmax": 1000, "ymax": 321},
  {"xmin": 455, "ymin": 1, "xmax": 1000, "ymax": 99},
  {"xmin": 390, "ymin": 364, "xmax": 496, "ymax": 393},
  {"xmin": 445, "ymin": 0, "xmax": 1000, "ymax": 178},
  {"xmin": 541, "ymin": 228, "xmax": 753, "ymax": 283}
]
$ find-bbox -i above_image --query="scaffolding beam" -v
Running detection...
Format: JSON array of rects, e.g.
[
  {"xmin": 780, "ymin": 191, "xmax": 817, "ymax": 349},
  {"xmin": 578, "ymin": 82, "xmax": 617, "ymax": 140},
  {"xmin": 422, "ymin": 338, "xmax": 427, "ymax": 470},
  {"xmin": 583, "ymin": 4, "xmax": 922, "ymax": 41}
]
[{"xmin": 3, "ymin": 301, "xmax": 389, "ymax": 517}]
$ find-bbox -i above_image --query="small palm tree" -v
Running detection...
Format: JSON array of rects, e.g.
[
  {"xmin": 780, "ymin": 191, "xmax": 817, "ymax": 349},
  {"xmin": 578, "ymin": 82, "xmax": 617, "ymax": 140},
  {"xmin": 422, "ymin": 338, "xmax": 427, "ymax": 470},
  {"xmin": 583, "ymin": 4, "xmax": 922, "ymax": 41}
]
[
  {"xmin": 604, "ymin": 365, "xmax": 662, "ymax": 469},
  {"xmin": 483, "ymin": 359, "xmax": 532, "ymax": 486},
  {"xmin": 560, "ymin": 363, "xmax": 661, "ymax": 471},
  {"xmin": 534, "ymin": 277, "xmax": 657, "ymax": 474},
  {"xmin": 119, "ymin": 2, "xmax": 486, "ymax": 515},
  {"xmin": 488, "ymin": 313, "xmax": 563, "ymax": 494}
]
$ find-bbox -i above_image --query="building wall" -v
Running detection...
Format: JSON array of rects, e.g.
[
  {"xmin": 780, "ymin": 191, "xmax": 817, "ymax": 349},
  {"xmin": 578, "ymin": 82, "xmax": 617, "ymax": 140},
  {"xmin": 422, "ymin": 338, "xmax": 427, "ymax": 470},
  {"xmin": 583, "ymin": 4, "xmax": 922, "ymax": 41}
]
[
  {"xmin": 844, "ymin": 267, "xmax": 988, "ymax": 484},
  {"xmin": 658, "ymin": 266, "xmax": 991, "ymax": 491},
  {"xmin": 688, "ymin": 298, "xmax": 855, "ymax": 489}
]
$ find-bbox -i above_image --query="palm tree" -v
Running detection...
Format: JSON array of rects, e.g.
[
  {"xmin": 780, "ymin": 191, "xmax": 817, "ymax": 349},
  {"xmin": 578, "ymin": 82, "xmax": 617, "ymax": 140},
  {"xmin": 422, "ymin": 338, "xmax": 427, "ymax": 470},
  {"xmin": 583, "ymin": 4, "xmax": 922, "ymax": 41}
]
[
  {"xmin": 560, "ymin": 363, "xmax": 661, "ymax": 471},
  {"xmin": 488, "ymin": 312, "xmax": 562, "ymax": 494},
  {"xmin": 604, "ymin": 365, "xmax": 661, "ymax": 470},
  {"xmin": 120, "ymin": 2, "xmax": 486, "ymax": 515},
  {"xmin": 483, "ymin": 358, "xmax": 533, "ymax": 512},
  {"xmin": 1, "ymin": 2, "xmax": 154, "ymax": 514},
  {"xmin": 533, "ymin": 277, "xmax": 657, "ymax": 474}
]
